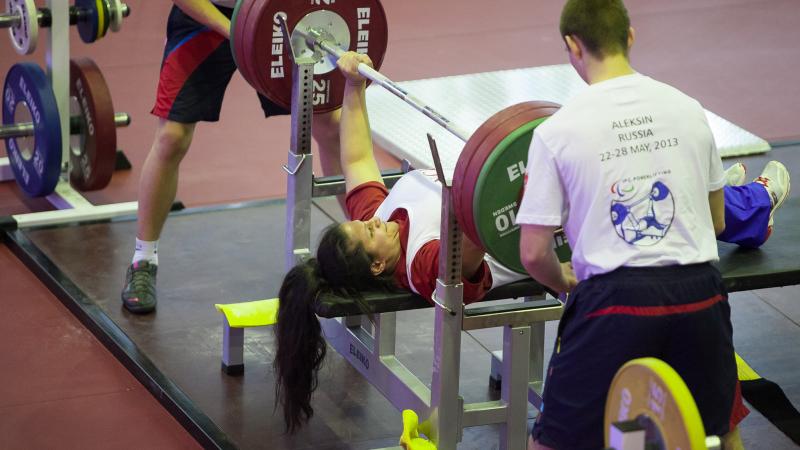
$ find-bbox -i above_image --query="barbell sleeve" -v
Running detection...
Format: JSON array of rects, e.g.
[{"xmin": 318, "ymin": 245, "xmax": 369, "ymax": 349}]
[
  {"xmin": 0, "ymin": 112, "xmax": 130, "ymax": 140},
  {"xmin": 0, "ymin": 13, "xmax": 22, "ymax": 28},
  {"xmin": 303, "ymin": 27, "xmax": 473, "ymax": 143}
]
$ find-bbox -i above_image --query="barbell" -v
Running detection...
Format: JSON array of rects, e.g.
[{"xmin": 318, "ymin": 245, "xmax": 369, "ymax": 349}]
[
  {"xmin": 2, "ymin": 0, "xmax": 130, "ymax": 55},
  {"xmin": 2, "ymin": 58, "xmax": 130, "ymax": 196},
  {"xmin": 606, "ymin": 358, "xmax": 723, "ymax": 450},
  {"xmin": 230, "ymin": 0, "xmax": 566, "ymax": 272},
  {"xmin": 403, "ymin": 357, "xmax": 721, "ymax": 449}
]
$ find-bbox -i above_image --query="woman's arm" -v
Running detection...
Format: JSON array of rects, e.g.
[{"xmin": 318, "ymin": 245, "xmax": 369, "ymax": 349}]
[{"xmin": 337, "ymin": 52, "xmax": 384, "ymax": 192}]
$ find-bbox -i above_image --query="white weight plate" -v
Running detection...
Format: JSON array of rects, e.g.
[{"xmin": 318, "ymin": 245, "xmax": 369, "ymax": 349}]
[
  {"xmin": 7, "ymin": 0, "xmax": 38, "ymax": 55},
  {"xmin": 108, "ymin": 0, "xmax": 122, "ymax": 32}
]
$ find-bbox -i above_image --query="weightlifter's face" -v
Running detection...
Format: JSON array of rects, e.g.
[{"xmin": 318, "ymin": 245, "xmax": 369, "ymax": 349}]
[{"xmin": 341, "ymin": 216, "xmax": 401, "ymax": 270}]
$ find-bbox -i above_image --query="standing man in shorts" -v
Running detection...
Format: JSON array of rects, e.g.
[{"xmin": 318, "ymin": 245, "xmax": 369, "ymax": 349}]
[
  {"xmin": 121, "ymin": 0, "xmax": 342, "ymax": 314},
  {"xmin": 516, "ymin": 0, "xmax": 760, "ymax": 448}
]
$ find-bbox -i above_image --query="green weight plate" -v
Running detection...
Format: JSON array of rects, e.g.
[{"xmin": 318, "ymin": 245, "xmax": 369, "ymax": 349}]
[
  {"xmin": 473, "ymin": 118, "xmax": 548, "ymax": 273},
  {"xmin": 453, "ymin": 102, "xmax": 552, "ymax": 244}
]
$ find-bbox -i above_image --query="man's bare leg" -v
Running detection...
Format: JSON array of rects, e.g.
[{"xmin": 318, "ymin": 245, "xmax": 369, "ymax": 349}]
[
  {"xmin": 722, "ymin": 426, "xmax": 745, "ymax": 450},
  {"xmin": 528, "ymin": 435, "xmax": 554, "ymax": 450},
  {"xmin": 122, "ymin": 118, "xmax": 195, "ymax": 314},
  {"xmin": 137, "ymin": 119, "xmax": 196, "ymax": 241}
]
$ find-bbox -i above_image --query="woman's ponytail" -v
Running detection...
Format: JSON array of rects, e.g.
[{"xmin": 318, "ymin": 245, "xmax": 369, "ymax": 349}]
[{"xmin": 273, "ymin": 259, "xmax": 327, "ymax": 433}]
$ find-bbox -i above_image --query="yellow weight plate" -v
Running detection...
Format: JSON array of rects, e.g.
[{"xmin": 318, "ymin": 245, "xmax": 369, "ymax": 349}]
[
  {"xmin": 95, "ymin": 0, "xmax": 107, "ymax": 40},
  {"xmin": 605, "ymin": 357, "xmax": 707, "ymax": 449}
]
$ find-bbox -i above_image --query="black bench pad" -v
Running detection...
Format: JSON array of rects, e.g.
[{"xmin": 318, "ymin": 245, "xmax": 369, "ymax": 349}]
[{"xmin": 316, "ymin": 199, "xmax": 800, "ymax": 319}]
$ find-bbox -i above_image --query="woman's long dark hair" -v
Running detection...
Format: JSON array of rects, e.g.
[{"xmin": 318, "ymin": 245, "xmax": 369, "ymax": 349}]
[{"xmin": 274, "ymin": 223, "xmax": 396, "ymax": 433}]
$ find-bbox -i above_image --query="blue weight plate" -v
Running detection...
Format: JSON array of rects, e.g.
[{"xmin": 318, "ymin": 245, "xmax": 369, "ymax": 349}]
[
  {"xmin": 75, "ymin": 0, "xmax": 100, "ymax": 43},
  {"xmin": 2, "ymin": 63, "xmax": 62, "ymax": 197}
]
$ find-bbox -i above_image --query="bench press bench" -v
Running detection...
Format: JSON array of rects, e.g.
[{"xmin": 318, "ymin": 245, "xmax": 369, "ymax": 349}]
[{"xmin": 217, "ymin": 197, "xmax": 800, "ymax": 373}]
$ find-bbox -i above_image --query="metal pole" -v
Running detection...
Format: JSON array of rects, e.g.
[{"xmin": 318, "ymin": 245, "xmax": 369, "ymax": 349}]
[
  {"xmin": 46, "ymin": 0, "xmax": 69, "ymax": 177},
  {"xmin": 0, "ymin": 112, "xmax": 130, "ymax": 140},
  {"xmin": 279, "ymin": 15, "xmax": 317, "ymax": 270},
  {"xmin": 301, "ymin": 28, "xmax": 473, "ymax": 143},
  {"xmin": 428, "ymin": 134, "xmax": 465, "ymax": 449}
]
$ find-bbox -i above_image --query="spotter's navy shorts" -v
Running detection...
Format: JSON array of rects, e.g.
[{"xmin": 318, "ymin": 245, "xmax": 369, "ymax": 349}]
[{"xmin": 532, "ymin": 263, "xmax": 748, "ymax": 449}]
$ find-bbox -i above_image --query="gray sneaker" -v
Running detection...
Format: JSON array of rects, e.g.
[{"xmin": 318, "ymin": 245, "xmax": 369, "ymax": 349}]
[
  {"xmin": 754, "ymin": 160, "xmax": 791, "ymax": 237},
  {"xmin": 121, "ymin": 261, "xmax": 157, "ymax": 314},
  {"xmin": 724, "ymin": 162, "xmax": 747, "ymax": 186}
]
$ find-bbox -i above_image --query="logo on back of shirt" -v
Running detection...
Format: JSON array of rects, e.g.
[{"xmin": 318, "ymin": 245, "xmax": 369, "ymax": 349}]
[{"xmin": 609, "ymin": 179, "xmax": 674, "ymax": 245}]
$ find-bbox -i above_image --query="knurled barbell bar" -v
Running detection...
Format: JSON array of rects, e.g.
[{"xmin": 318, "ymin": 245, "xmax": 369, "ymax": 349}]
[
  {"xmin": 2, "ymin": 0, "xmax": 130, "ymax": 55},
  {"xmin": 3, "ymin": 58, "xmax": 130, "ymax": 196}
]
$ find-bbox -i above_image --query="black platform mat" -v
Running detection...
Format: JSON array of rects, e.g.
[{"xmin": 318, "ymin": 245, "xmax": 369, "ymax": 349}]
[{"xmin": 6, "ymin": 147, "xmax": 800, "ymax": 449}]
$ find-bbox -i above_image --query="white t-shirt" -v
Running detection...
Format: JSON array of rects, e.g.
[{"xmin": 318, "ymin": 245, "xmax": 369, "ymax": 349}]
[
  {"xmin": 516, "ymin": 73, "xmax": 725, "ymax": 281},
  {"xmin": 375, "ymin": 170, "xmax": 529, "ymax": 294}
]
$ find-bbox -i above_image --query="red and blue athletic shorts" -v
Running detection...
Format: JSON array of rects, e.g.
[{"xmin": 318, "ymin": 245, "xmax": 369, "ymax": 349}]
[
  {"xmin": 151, "ymin": 5, "xmax": 288, "ymax": 123},
  {"xmin": 531, "ymin": 262, "xmax": 748, "ymax": 449}
]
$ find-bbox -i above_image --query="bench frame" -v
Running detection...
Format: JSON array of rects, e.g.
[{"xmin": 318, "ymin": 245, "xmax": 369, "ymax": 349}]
[{"xmin": 216, "ymin": 46, "xmax": 566, "ymax": 450}]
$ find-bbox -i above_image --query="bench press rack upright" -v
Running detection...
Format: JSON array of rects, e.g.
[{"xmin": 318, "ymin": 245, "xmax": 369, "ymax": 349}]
[{"xmin": 278, "ymin": 23, "xmax": 563, "ymax": 450}]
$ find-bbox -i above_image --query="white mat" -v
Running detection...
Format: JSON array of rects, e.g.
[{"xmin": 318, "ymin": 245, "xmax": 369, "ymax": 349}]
[{"xmin": 366, "ymin": 65, "xmax": 770, "ymax": 171}]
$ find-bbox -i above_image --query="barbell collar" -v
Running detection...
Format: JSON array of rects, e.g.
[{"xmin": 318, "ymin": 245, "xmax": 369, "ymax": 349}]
[
  {"xmin": 0, "ymin": 112, "xmax": 130, "ymax": 140},
  {"xmin": 300, "ymin": 26, "xmax": 472, "ymax": 143}
]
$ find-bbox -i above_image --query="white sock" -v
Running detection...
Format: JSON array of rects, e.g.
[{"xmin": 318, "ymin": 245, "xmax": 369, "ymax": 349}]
[{"xmin": 133, "ymin": 238, "xmax": 158, "ymax": 265}]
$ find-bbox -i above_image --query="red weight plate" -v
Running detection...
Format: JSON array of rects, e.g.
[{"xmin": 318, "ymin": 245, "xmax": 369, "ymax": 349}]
[
  {"xmin": 460, "ymin": 110, "xmax": 545, "ymax": 244},
  {"xmin": 453, "ymin": 101, "xmax": 560, "ymax": 246},
  {"xmin": 244, "ymin": 0, "xmax": 273, "ymax": 95},
  {"xmin": 244, "ymin": 0, "xmax": 388, "ymax": 113},
  {"xmin": 69, "ymin": 57, "xmax": 117, "ymax": 191},
  {"xmin": 234, "ymin": 0, "xmax": 264, "ymax": 91},
  {"xmin": 230, "ymin": 0, "xmax": 253, "ymax": 79},
  {"xmin": 453, "ymin": 105, "xmax": 533, "ymax": 241},
  {"xmin": 452, "ymin": 102, "xmax": 542, "ymax": 213},
  {"xmin": 453, "ymin": 102, "xmax": 555, "ymax": 243},
  {"xmin": 463, "ymin": 102, "xmax": 560, "ymax": 245}
]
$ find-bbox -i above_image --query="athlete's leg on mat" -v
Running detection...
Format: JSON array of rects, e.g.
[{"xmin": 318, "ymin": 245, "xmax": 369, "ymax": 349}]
[
  {"xmin": 120, "ymin": 119, "xmax": 194, "ymax": 314},
  {"xmin": 722, "ymin": 426, "xmax": 745, "ymax": 450},
  {"xmin": 137, "ymin": 119, "xmax": 195, "ymax": 242},
  {"xmin": 719, "ymin": 160, "xmax": 790, "ymax": 248}
]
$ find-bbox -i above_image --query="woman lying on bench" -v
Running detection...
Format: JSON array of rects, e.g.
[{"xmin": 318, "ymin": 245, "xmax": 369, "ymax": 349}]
[{"xmin": 273, "ymin": 52, "xmax": 791, "ymax": 433}]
